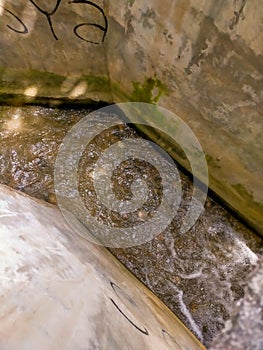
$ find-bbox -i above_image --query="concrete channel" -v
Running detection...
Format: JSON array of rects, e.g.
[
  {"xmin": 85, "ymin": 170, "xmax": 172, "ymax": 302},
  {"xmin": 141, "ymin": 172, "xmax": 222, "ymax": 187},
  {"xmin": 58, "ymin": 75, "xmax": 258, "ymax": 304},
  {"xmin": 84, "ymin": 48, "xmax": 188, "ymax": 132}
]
[{"xmin": 0, "ymin": 1, "xmax": 262, "ymax": 349}]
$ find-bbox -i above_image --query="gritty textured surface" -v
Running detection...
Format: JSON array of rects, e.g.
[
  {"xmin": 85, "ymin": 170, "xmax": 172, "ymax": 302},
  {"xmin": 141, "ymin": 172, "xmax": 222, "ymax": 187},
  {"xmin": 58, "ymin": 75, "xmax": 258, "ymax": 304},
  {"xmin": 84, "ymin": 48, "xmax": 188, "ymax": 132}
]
[
  {"xmin": 1, "ymin": 105, "xmax": 262, "ymax": 346},
  {"xmin": 0, "ymin": 184, "xmax": 205, "ymax": 350},
  {"xmin": 0, "ymin": 106, "xmax": 96, "ymax": 201},
  {"xmin": 210, "ymin": 257, "xmax": 263, "ymax": 350}
]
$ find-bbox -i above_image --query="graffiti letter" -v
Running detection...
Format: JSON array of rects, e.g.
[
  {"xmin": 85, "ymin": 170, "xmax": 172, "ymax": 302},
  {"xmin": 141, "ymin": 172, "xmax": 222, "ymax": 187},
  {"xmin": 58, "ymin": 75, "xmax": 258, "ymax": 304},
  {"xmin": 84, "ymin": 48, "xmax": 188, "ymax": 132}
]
[
  {"xmin": 110, "ymin": 282, "xmax": 149, "ymax": 335},
  {"xmin": 4, "ymin": 8, "xmax": 28, "ymax": 34},
  {"xmin": 29, "ymin": 0, "xmax": 62, "ymax": 40},
  {"xmin": 69, "ymin": 0, "xmax": 108, "ymax": 44}
]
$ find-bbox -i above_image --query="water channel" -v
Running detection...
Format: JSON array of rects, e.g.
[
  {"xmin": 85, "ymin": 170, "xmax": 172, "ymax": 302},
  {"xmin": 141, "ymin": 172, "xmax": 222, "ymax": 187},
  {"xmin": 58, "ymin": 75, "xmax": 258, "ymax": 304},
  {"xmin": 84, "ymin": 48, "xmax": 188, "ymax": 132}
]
[{"xmin": 0, "ymin": 104, "xmax": 262, "ymax": 347}]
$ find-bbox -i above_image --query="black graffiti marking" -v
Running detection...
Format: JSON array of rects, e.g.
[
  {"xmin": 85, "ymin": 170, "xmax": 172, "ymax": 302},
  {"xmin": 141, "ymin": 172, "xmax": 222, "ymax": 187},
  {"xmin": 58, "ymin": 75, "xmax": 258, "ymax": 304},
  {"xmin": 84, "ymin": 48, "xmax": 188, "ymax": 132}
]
[
  {"xmin": 4, "ymin": 0, "xmax": 107, "ymax": 44},
  {"xmin": 162, "ymin": 329, "xmax": 183, "ymax": 349},
  {"xmin": 69, "ymin": 0, "xmax": 108, "ymax": 43},
  {"xmin": 110, "ymin": 298, "xmax": 149, "ymax": 335},
  {"xmin": 110, "ymin": 282, "xmax": 149, "ymax": 335},
  {"xmin": 110, "ymin": 281, "xmax": 136, "ymax": 306},
  {"xmin": 110, "ymin": 281, "xmax": 123, "ymax": 296},
  {"xmin": 28, "ymin": 0, "xmax": 62, "ymax": 40},
  {"xmin": 110, "ymin": 282, "xmax": 188, "ymax": 345},
  {"xmin": 4, "ymin": 8, "xmax": 28, "ymax": 34},
  {"xmin": 73, "ymin": 23, "xmax": 105, "ymax": 44}
]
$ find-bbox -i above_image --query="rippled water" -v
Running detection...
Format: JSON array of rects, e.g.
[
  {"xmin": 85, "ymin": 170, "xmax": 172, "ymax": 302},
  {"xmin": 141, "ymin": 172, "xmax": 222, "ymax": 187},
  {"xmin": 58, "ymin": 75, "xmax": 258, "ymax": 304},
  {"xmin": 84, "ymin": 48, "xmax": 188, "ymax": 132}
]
[{"xmin": 0, "ymin": 105, "xmax": 262, "ymax": 346}]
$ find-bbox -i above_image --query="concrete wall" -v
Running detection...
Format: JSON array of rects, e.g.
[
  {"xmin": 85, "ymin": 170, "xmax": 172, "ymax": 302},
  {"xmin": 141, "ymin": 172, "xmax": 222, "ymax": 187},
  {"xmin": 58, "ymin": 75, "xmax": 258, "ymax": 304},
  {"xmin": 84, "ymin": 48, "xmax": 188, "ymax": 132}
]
[
  {"xmin": 106, "ymin": 0, "xmax": 263, "ymax": 235},
  {"xmin": 0, "ymin": 0, "xmax": 110, "ymax": 102},
  {"xmin": 0, "ymin": 0, "xmax": 262, "ymax": 235}
]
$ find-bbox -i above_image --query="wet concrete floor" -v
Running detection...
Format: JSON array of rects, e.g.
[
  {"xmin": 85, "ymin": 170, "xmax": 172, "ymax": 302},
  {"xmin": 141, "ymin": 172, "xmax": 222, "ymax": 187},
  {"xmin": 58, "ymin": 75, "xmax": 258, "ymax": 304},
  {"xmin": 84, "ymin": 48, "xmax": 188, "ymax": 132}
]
[{"xmin": 0, "ymin": 105, "xmax": 262, "ymax": 346}]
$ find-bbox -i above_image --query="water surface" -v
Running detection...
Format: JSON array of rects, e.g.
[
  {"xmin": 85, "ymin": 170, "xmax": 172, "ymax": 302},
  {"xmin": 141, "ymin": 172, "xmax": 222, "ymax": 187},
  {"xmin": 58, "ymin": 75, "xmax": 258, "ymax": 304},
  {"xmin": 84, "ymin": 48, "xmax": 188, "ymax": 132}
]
[{"xmin": 0, "ymin": 105, "xmax": 262, "ymax": 346}]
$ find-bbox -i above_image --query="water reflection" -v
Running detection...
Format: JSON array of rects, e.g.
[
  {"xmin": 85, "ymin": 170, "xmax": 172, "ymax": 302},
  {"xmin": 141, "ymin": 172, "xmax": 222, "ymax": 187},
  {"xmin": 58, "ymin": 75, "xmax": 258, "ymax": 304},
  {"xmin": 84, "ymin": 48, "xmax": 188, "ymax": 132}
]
[{"xmin": 0, "ymin": 105, "xmax": 262, "ymax": 346}]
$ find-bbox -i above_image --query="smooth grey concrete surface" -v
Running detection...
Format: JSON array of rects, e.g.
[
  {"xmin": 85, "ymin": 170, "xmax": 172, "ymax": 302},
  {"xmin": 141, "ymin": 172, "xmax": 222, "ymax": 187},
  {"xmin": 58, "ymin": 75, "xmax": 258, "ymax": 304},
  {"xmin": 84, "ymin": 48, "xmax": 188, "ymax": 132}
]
[{"xmin": 0, "ymin": 184, "xmax": 205, "ymax": 350}]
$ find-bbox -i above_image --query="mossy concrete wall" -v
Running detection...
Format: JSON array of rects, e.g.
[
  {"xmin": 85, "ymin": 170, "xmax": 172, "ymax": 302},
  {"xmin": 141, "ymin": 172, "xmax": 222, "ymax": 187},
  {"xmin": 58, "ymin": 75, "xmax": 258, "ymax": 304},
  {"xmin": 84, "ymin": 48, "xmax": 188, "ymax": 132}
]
[
  {"xmin": 0, "ymin": 0, "xmax": 110, "ymax": 102},
  {"xmin": 0, "ymin": 0, "xmax": 262, "ymax": 235}
]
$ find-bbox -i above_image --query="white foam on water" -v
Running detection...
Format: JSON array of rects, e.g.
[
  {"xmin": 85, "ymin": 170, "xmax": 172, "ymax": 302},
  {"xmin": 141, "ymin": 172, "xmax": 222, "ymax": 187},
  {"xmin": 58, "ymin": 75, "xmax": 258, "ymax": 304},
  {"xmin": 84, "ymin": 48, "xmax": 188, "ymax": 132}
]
[
  {"xmin": 178, "ymin": 269, "xmax": 203, "ymax": 279},
  {"xmin": 232, "ymin": 236, "xmax": 259, "ymax": 266},
  {"xmin": 168, "ymin": 281, "xmax": 204, "ymax": 342}
]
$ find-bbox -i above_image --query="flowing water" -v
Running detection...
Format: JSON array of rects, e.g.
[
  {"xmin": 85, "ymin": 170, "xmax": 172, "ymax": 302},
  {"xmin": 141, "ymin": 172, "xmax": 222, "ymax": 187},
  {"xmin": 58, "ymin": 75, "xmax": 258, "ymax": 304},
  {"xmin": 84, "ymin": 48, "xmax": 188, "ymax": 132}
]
[{"xmin": 0, "ymin": 105, "xmax": 262, "ymax": 347}]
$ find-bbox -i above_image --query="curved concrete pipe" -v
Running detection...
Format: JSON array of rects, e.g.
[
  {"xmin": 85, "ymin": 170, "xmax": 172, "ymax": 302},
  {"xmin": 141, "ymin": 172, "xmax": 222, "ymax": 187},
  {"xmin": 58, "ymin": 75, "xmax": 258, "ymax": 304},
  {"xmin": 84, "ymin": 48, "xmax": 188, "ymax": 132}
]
[{"xmin": 0, "ymin": 185, "xmax": 205, "ymax": 350}]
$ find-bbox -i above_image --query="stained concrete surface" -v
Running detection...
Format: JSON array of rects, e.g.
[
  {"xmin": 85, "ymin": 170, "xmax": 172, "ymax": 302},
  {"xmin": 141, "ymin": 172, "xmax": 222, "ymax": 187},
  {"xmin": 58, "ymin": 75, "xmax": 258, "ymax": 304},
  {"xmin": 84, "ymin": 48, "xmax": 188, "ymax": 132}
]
[
  {"xmin": 0, "ymin": 1, "xmax": 262, "ymax": 234},
  {"xmin": 0, "ymin": 184, "xmax": 205, "ymax": 350}
]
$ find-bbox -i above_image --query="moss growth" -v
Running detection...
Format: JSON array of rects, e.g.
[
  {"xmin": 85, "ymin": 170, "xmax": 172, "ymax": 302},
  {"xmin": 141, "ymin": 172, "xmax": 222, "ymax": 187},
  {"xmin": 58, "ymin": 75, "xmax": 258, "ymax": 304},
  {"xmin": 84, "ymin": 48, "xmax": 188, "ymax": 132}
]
[
  {"xmin": 206, "ymin": 154, "xmax": 221, "ymax": 169},
  {"xmin": 127, "ymin": 0, "xmax": 135, "ymax": 6},
  {"xmin": 131, "ymin": 77, "xmax": 167, "ymax": 103},
  {"xmin": 111, "ymin": 82, "xmax": 131, "ymax": 102},
  {"xmin": 231, "ymin": 183, "xmax": 263, "ymax": 215},
  {"xmin": 83, "ymin": 75, "xmax": 110, "ymax": 90},
  {"xmin": 0, "ymin": 67, "xmax": 111, "ymax": 102},
  {"xmin": 110, "ymin": 77, "xmax": 168, "ymax": 104},
  {"xmin": 0, "ymin": 69, "xmax": 64, "ymax": 92},
  {"xmin": 204, "ymin": 175, "xmax": 263, "ymax": 236},
  {"xmin": 256, "ymin": 201, "xmax": 263, "ymax": 209},
  {"xmin": 232, "ymin": 183, "xmax": 254, "ymax": 201}
]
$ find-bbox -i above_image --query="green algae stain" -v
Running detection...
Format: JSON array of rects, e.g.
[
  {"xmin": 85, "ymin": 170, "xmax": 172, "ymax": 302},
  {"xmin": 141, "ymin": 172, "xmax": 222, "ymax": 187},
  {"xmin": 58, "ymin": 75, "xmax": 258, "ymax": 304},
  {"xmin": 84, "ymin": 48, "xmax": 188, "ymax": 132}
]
[
  {"xmin": 232, "ymin": 183, "xmax": 254, "ymax": 201},
  {"xmin": 232, "ymin": 183, "xmax": 263, "ymax": 217},
  {"xmin": 127, "ymin": 0, "xmax": 135, "ymax": 6},
  {"xmin": 0, "ymin": 67, "xmax": 111, "ymax": 103},
  {"xmin": 206, "ymin": 154, "xmax": 221, "ymax": 169},
  {"xmin": 131, "ymin": 77, "xmax": 167, "ymax": 103}
]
